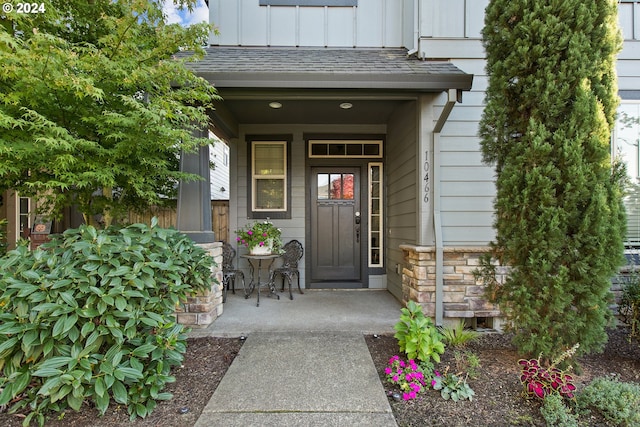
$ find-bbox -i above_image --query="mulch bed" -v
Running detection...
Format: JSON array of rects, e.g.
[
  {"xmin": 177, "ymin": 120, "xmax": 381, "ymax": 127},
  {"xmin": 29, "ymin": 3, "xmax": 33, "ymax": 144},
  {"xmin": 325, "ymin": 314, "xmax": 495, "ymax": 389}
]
[{"xmin": 1, "ymin": 327, "xmax": 638, "ymax": 426}]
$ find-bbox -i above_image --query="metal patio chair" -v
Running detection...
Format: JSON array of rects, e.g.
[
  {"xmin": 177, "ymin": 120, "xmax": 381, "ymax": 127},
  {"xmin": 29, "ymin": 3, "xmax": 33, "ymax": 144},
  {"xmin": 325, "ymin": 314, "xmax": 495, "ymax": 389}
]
[
  {"xmin": 271, "ymin": 239, "xmax": 304, "ymax": 300},
  {"xmin": 222, "ymin": 242, "xmax": 245, "ymax": 303}
]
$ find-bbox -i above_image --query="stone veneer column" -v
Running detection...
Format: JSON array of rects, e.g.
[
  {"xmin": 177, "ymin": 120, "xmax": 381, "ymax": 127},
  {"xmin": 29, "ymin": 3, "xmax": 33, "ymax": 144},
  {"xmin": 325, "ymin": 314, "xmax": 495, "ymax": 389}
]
[
  {"xmin": 399, "ymin": 245, "xmax": 504, "ymax": 321},
  {"xmin": 175, "ymin": 242, "xmax": 224, "ymax": 328}
]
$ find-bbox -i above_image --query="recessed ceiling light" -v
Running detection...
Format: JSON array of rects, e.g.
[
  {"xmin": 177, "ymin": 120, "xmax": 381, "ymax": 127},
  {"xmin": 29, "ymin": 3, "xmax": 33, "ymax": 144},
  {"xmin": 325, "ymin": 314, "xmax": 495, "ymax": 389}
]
[
  {"xmin": 269, "ymin": 101, "xmax": 282, "ymax": 109},
  {"xmin": 339, "ymin": 102, "xmax": 353, "ymax": 110}
]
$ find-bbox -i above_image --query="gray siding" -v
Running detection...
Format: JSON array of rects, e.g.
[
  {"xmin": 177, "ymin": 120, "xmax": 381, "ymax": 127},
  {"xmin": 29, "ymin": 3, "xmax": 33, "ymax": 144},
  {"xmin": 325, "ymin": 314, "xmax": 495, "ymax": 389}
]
[
  {"xmin": 420, "ymin": 0, "xmax": 488, "ymax": 39},
  {"xmin": 619, "ymin": 43, "xmax": 640, "ymax": 92},
  {"xmin": 209, "ymin": 0, "xmax": 406, "ymax": 47},
  {"xmin": 386, "ymin": 101, "xmax": 418, "ymax": 299},
  {"xmin": 419, "ymin": 1, "xmax": 640, "ymax": 247}
]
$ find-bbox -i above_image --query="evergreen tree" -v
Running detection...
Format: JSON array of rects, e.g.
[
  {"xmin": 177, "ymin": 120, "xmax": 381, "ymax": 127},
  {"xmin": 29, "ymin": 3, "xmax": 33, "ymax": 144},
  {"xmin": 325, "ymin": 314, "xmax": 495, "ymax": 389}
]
[
  {"xmin": 478, "ymin": 0, "xmax": 626, "ymax": 359},
  {"xmin": 0, "ymin": 0, "xmax": 218, "ymax": 225}
]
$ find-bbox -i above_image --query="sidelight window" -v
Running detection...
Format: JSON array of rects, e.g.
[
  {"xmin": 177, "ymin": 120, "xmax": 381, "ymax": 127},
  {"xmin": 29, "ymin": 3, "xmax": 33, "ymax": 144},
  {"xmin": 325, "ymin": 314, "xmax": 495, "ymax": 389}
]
[{"xmin": 369, "ymin": 163, "xmax": 383, "ymax": 267}]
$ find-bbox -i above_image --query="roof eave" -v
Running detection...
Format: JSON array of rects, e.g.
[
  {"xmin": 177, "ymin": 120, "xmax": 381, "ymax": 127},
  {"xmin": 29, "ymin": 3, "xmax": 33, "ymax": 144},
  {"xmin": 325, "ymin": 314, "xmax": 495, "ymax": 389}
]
[{"xmin": 198, "ymin": 72, "xmax": 474, "ymax": 92}]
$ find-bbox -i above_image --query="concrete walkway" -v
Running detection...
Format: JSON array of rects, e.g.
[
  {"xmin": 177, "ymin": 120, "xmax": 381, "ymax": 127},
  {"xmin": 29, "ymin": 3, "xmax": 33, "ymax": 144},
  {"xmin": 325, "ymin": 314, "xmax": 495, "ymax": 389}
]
[{"xmin": 191, "ymin": 290, "xmax": 401, "ymax": 426}]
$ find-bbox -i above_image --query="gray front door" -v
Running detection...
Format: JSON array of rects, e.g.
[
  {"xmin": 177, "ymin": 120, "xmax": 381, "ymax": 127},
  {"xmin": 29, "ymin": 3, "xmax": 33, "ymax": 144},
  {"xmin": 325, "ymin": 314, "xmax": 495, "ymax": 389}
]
[{"xmin": 311, "ymin": 168, "xmax": 361, "ymax": 284}]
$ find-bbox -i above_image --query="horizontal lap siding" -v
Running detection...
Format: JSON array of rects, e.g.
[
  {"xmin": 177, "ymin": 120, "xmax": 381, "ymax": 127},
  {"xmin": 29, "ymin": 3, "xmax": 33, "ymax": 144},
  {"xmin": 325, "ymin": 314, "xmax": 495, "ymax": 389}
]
[
  {"xmin": 432, "ymin": 36, "xmax": 496, "ymax": 245},
  {"xmin": 387, "ymin": 101, "xmax": 418, "ymax": 299},
  {"xmin": 619, "ymin": 43, "xmax": 640, "ymax": 92}
]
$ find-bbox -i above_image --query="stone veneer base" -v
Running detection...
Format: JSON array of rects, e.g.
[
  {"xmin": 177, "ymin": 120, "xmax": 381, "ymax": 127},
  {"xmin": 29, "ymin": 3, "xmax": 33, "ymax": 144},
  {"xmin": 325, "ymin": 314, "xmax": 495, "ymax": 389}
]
[
  {"xmin": 399, "ymin": 245, "xmax": 505, "ymax": 325},
  {"xmin": 174, "ymin": 242, "xmax": 224, "ymax": 328}
]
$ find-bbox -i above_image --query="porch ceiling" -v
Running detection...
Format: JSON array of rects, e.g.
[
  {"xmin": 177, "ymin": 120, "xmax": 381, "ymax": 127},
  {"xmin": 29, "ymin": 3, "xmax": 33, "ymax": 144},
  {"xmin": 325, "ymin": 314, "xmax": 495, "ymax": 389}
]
[
  {"xmin": 213, "ymin": 89, "xmax": 409, "ymax": 125},
  {"xmin": 184, "ymin": 46, "xmax": 474, "ymax": 137}
]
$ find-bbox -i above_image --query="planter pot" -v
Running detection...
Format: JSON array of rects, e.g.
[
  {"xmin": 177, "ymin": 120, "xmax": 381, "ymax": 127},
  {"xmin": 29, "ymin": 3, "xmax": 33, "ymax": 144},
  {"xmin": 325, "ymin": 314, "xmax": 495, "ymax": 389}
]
[{"xmin": 249, "ymin": 239, "xmax": 273, "ymax": 255}]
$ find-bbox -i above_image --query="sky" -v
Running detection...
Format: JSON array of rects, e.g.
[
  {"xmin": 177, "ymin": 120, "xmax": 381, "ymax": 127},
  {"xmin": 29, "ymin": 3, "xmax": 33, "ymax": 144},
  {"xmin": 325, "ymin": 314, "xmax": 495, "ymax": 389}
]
[{"xmin": 163, "ymin": 0, "xmax": 209, "ymax": 27}]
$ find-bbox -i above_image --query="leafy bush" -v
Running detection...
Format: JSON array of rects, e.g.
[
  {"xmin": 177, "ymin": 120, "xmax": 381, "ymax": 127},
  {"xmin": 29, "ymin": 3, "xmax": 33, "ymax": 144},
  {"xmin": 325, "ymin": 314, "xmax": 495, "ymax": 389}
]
[
  {"xmin": 619, "ymin": 272, "xmax": 640, "ymax": 340},
  {"xmin": 431, "ymin": 368, "xmax": 475, "ymax": 402},
  {"xmin": 575, "ymin": 376, "xmax": 640, "ymax": 426},
  {"xmin": 394, "ymin": 300, "xmax": 445, "ymax": 366},
  {"xmin": 0, "ymin": 220, "xmax": 214, "ymax": 426},
  {"xmin": 439, "ymin": 320, "xmax": 480, "ymax": 347},
  {"xmin": 518, "ymin": 344, "xmax": 578, "ymax": 400},
  {"xmin": 540, "ymin": 394, "xmax": 578, "ymax": 427}
]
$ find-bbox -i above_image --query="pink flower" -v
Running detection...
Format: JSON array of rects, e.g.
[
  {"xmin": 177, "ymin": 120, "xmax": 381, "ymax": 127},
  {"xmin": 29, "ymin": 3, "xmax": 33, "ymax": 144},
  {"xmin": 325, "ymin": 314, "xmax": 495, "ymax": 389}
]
[
  {"xmin": 389, "ymin": 355, "xmax": 399, "ymax": 364},
  {"xmin": 392, "ymin": 375, "xmax": 399, "ymax": 382},
  {"xmin": 399, "ymin": 360, "xmax": 406, "ymax": 368},
  {"xmin": 263, "ymin": 233, "xmax": 268, "ymax": 237},
  {"xmin": 384, "ymin": 367, "xmax": 392, "ymax": 375},
  {"xmin": 259, "ymin": 241, "xmax": 264, "ymax": 246},
  {"xmin": 431, "ymin": 379, "xmax": 437, "ymax": 387},
  {"xmin": 247, "ymin": 230, "xmax": 253, "ymax": 235},
  {"xmin": 402, "ymin": 391, "xmax": 417, "ymax": 400}
]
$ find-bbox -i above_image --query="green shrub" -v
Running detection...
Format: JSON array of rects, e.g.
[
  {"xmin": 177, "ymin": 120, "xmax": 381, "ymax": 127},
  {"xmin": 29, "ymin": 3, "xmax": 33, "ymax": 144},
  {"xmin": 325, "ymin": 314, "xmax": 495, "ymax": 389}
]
[
  {"xmin": 394, "ymin": 300, "xmax": 445, "ymax": 367},
  {"xmin": 575, "ymin": 376, "xmax": 640, "ymax": 426},
  {"xmin": 540, "ymin": 394, "xmax": 578, "ymax": 427},
  {"xmin": 439, "ymin": 320, "xmax": 480, "ymax": 347},
  {"xmin": 0, "ymin": 220, "xmax": 214, "ymax": 426}
]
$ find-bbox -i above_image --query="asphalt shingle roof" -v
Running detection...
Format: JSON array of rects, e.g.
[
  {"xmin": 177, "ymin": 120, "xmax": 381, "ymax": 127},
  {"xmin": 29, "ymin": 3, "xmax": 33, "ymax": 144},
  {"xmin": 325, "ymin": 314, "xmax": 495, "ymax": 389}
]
[{"xmin": 185, "ymin": 46, "xmax": 473, "ymax": 91}]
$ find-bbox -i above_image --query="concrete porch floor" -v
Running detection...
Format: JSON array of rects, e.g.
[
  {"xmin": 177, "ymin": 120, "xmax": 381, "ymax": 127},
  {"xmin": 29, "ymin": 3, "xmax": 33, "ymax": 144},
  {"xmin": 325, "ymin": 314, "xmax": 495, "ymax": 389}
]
[{"xmin": 189, "ymin": 289, "xmax": 403, "ymax": 338}]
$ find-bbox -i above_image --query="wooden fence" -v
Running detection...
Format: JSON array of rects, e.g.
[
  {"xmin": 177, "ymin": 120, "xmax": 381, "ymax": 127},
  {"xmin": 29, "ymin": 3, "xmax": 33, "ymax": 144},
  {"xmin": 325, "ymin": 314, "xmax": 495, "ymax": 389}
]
[{"xmin": 124, "ymin": 200, "xmax": 229, "ymax": 243}]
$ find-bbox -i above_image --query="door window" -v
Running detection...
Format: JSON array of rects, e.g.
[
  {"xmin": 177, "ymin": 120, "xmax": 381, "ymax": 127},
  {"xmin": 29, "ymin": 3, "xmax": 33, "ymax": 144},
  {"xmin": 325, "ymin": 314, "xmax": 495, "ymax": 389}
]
[{"xmin": 317, "ymin": 173, "xmax": 354, "ymax": 200}]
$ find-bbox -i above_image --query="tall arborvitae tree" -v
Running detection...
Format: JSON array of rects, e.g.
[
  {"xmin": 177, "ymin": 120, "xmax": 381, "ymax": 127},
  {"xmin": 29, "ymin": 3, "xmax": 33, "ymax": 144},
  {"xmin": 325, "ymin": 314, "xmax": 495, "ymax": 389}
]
[
  {"xmin": 478, "ymin": 0, "xmax": 626, "ymax": 359},
  {"xmin": 0, "ymin": 0, "xmax": 218, "ymax": 225}
]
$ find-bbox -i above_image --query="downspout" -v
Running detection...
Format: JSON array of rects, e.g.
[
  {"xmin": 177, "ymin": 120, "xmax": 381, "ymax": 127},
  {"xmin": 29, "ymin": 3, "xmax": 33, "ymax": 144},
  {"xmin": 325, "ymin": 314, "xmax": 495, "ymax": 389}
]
[
  {"xmin": 433, "ymin": 88, "xmax": 460, "ymax": 326},
  {"xmin": 406, "ymin": 0, "xmax": 420, "ymax": 57}
]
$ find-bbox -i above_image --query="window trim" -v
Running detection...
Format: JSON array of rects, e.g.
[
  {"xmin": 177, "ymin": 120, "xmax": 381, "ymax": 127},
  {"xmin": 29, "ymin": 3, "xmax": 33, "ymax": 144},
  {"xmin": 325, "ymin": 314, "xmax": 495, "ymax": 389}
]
[{"xmin": 247, "ymin": 135, "xmax": 292, "ymax": 220}]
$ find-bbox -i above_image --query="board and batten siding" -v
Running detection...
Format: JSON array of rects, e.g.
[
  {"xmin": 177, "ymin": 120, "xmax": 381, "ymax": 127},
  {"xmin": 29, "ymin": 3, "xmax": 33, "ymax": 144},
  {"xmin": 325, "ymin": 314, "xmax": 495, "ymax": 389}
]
[
  {"xmin": 208, "ymin": 0, "xmax": 409, "ymax": 47},
  {"xmin": 386, "ymin": 101, "xmax": 419, "ymax": 300}
]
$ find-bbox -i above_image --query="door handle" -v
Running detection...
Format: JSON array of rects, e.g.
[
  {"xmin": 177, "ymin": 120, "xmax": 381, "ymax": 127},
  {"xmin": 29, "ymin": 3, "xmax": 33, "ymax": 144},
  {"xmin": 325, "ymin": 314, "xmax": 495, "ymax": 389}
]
[
  {"xmin": 355, "ymin": 211, "xmax": 361, "ymax": 224},
  {"xmin": 355, "ymin": 211, "xmax": 360, "ymax": 243}
]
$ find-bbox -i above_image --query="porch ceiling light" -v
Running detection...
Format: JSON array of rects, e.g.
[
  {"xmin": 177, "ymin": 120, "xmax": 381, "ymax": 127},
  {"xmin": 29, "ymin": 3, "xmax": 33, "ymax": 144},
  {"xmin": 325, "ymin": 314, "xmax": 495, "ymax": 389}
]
[
  {"xmin": 269, "ymin": 101, "xmax": 283, "ymax": 109},
  {"xmin": 339, "ymin": 102, "xmax": 353, "ymax": 110}
]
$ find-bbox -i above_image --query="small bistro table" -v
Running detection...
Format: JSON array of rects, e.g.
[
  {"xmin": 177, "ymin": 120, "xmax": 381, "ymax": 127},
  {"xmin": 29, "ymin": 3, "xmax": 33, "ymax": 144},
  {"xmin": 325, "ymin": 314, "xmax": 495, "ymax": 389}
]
[{"xmin": 240, "ymin": 253, "xmax": 281, "ymax": 307}]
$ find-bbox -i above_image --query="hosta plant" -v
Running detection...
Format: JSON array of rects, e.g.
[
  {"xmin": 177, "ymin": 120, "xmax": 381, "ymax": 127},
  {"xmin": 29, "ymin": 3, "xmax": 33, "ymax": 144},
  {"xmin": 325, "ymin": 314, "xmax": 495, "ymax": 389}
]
[
  {"xmin": 394, "ymin": 300, "xmax": 445, "ymax": 365},
  {"xmin": 431, "ymin": 368, "xmax": 475, "ymax": 402},
  {"xmin": 0, "ymin": 220, "xmax": 214, "ymax": 426},
  {"xmin": 519, "ymin": 344, "xmax": 579, "ymax": 399}
]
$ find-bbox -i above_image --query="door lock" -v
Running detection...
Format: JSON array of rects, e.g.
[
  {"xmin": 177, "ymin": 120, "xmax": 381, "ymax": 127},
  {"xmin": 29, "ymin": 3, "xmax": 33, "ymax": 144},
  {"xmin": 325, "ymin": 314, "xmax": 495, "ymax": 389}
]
[{"xmin": 355, "ymin": 211, "xmax": 361, "ymax": 224}]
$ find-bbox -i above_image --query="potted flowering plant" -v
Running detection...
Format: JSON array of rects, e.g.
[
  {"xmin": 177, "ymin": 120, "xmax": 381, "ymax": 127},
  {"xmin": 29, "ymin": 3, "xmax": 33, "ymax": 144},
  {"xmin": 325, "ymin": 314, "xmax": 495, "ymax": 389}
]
[{"xmin": 235, "ymin": 220, "xmax": 282, "ymax": 255}]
